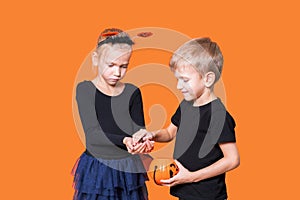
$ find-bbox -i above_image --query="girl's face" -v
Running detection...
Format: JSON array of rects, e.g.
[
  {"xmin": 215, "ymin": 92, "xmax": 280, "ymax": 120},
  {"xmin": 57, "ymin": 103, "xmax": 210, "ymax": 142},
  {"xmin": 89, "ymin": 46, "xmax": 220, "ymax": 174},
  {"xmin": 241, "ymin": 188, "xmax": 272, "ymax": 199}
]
[
  {"xmin": 95, "ymin": 44, "xmax": 132, "ymax": 86},
  {"xmin": 174, "ymin": 65, "xmax": 205, "ymax": 102}
]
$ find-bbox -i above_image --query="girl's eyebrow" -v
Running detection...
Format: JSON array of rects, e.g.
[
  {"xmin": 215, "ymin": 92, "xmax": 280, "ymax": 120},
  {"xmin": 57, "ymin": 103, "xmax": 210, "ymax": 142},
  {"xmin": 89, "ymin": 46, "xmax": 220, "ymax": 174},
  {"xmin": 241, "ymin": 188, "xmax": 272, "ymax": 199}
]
[{"xmin": 108, "ymin": 61, "xmax": 129, "ymax": 66}]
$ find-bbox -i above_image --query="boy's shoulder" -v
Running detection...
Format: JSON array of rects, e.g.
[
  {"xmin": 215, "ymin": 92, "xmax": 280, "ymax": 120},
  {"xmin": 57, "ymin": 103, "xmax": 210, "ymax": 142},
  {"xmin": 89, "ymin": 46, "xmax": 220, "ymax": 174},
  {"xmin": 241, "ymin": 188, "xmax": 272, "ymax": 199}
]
[{"xmin": 178, "ymin": 98, "xmax": 228, "ymax": 112}]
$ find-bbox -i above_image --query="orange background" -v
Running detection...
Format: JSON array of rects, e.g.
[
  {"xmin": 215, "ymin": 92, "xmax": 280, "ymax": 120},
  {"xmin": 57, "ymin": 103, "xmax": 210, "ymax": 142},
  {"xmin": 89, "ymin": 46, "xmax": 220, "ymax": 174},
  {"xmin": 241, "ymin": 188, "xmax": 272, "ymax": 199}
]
[{"xmin": 1, "ymin": 0, "xmax": 300, "ymax": 199}]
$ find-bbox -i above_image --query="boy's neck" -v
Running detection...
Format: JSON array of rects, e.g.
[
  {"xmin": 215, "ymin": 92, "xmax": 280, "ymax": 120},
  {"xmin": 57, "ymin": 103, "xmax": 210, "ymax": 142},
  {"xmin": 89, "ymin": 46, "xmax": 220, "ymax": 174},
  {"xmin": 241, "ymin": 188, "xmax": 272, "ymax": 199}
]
[{"xmin": 193, "ymin": 89, "xmax": 217, "ymax": 107}]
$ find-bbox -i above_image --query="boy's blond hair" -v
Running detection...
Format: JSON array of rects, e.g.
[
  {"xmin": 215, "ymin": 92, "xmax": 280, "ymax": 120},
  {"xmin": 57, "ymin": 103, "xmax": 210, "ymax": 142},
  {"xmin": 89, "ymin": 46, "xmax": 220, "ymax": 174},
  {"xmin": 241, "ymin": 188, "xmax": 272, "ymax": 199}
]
[{"xmin": 170, "ymin": 37, "xmax": 224, "ymax": 83}]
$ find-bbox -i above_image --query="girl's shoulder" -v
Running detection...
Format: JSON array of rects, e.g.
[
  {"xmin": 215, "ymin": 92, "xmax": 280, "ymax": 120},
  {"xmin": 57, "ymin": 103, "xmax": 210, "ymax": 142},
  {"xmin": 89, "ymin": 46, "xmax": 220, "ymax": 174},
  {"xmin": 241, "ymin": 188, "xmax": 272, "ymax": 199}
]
[
  {"xmin": 124, "ymin": 83, "xmax": 141, "ymax": 94},
  {"xmin": 76, "ymin": 80, "xmax": 95, "ymax": 95},
  {"xmin": 124, "ymin": 82, "xmax": 138, "ymax": 90},
  {"xmin": 123, "ymin": 83, "xmax": 142, "ymax": 99},
  {"xmin": 76, "ymin": 80, "xmax": 94, "ymax": 88}
]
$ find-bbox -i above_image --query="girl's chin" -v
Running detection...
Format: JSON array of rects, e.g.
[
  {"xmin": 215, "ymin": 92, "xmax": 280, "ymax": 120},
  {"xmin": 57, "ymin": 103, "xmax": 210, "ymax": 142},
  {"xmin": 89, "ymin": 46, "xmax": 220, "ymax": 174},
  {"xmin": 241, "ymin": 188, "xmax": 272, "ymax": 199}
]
[{"xmin": 107, "ymin": 80, "xmax": 119, "ymax": 85}]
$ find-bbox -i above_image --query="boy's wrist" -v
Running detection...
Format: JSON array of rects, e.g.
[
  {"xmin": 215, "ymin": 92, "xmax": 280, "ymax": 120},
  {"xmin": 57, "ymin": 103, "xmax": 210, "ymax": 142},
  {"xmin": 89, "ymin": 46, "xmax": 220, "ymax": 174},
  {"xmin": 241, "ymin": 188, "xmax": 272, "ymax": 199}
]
[
  {"xmin": 151, "ymin": 131, "xmax": 157, "ymax": 141},
  {"xmin": 191, "ymin": 170, "xmax": 203, "ymax": 183}
]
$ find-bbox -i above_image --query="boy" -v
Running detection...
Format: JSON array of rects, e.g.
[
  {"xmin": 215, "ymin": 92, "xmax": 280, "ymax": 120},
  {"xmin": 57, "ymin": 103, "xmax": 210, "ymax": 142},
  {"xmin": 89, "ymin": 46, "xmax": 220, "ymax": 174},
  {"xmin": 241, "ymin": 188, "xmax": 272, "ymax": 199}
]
[{"xmin": 137, "ymin": 37, "xmax": 240, "ymax": 200}]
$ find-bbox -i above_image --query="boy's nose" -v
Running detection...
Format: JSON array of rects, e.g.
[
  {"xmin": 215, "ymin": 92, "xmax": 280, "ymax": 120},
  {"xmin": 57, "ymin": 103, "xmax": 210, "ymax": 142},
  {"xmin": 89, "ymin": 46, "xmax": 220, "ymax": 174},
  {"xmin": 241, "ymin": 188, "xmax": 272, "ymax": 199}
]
[{"xmin": 177, "ymin": 80, "xmax": 183, "ymax": 90}]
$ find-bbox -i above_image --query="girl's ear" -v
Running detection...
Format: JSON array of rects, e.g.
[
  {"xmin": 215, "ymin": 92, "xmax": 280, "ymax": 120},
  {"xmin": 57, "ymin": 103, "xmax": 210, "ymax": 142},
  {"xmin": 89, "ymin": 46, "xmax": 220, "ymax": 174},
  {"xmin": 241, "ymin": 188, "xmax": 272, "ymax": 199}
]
[
  {"xmin": 92, "ymin": 51, "xmax": 99, "ymax": 66},
  {"xmin": 204, "ymin": 72, "xmax": 216, "ymax": 88}
]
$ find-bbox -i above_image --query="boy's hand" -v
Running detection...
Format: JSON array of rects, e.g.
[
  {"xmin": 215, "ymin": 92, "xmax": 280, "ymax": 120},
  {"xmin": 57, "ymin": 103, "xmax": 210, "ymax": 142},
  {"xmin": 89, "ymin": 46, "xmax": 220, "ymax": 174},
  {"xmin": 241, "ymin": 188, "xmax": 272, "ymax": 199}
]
[
  {"xmin": 142, "ymin": 131, "xmax": 156, "ymax": 141},
  {"xmin": 132, "ymin": 129, "xmax": 148, "ymax": 144},
  {"xmin": 160, "ymin": 160, "xmax": 195, "ymax": 187},
  {"xmin": 132, "ymin": 129, "xmax": 156, "ymax": 143}
]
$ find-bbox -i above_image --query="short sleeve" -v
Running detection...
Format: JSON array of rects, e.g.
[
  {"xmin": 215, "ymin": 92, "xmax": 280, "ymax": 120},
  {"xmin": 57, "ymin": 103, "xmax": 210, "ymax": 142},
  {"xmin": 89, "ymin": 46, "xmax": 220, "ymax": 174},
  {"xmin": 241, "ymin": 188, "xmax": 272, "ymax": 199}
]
[
  {"xmin": 218, "ymin": 111, "xmax": 236, "ymax": 143},
  {"xmin": 129, "ymin": 87, "xmax": 145, "ymax": 131},
  {"xmin": 171, "ymin": 102, "xmax": 183, "ymax": 127}
]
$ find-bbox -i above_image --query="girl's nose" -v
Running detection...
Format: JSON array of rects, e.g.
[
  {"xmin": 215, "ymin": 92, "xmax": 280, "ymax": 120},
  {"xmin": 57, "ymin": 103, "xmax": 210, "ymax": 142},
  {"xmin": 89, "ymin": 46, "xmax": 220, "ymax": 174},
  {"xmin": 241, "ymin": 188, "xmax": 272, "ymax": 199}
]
[{"xmin": 114, "ymin": 66, "xmax": 121, "ymax": 76}]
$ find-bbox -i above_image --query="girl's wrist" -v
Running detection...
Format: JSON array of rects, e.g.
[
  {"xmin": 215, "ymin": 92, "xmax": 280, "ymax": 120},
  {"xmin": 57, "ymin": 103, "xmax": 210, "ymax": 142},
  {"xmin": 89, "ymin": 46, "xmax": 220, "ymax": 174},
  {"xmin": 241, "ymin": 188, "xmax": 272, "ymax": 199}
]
[{"xmin": 123, "ymin": 137, "xmax": 129, "ymax": 145}]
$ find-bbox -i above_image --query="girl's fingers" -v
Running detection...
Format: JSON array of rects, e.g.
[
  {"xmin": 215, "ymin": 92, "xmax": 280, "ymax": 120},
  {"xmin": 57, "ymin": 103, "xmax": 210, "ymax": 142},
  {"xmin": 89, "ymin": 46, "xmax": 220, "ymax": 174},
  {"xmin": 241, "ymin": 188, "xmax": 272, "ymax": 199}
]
[
  {"xmin": 135, "ymin": 142, "xmax": 146, "ymax": 152},
  {"xmin": 145, "ymin": 140, "xmax": 154, "ymax": 151},
  {"xmin": 132, "ymin": 142, "xmax": 145, "ymax": 153}
]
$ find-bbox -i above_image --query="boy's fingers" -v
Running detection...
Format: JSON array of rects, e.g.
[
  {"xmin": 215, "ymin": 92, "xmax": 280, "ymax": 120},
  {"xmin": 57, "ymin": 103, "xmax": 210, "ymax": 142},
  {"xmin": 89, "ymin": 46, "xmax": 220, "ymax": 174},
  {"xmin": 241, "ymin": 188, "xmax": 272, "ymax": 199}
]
[
  {"xmin": 160, "ymin": 178, "xmax": 173, "ymax": 184},
  {"xmin": 142, "ymin": 132, "xmax": 155, "ymax": 141},
  {"xmin": 132, "ymin": 129, "xmax": 147, "ymax": 144}
]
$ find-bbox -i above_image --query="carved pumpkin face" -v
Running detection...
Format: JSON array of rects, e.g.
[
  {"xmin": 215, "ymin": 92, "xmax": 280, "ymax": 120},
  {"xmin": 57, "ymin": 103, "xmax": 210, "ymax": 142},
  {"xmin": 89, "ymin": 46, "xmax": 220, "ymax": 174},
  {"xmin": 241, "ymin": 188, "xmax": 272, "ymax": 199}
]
[{"xmin": 148, "ymin": 159, "xmax": 179, "ymax": 185}]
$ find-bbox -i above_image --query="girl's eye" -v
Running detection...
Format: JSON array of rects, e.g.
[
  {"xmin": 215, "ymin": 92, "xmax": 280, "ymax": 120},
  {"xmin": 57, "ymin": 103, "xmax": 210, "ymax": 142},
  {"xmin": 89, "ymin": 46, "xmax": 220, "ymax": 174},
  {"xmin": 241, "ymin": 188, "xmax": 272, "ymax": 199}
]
[
  {"xmin": 121, "ymin": 64, "xmax": 128, "ymax": 69},
  {"xmin": 183, "ymin": 79, "xmax": 189, "ymax": 82},
  {"xmin": 108, "ymin": 64, "xmax": 114, "ymax": 67}
]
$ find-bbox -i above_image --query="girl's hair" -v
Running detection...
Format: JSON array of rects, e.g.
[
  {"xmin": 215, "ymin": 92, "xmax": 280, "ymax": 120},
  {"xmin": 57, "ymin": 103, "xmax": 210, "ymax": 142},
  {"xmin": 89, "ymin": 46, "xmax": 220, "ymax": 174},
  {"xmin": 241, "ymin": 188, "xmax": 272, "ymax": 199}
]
[
  {"xmin": 170, "ymin": 37, "xmax": 224, "ymax": 83},
  {"xmin": 96, "ymin": 28, "xmax": 134, "ymax": 49}
]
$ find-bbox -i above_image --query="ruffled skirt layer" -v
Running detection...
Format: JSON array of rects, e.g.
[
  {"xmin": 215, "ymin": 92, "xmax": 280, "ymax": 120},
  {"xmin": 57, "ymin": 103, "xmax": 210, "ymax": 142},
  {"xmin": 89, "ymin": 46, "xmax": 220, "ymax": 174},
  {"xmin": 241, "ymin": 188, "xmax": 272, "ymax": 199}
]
[{"xmin": 72, "ymin": 152, "xmax": 149, "ymax": 200}]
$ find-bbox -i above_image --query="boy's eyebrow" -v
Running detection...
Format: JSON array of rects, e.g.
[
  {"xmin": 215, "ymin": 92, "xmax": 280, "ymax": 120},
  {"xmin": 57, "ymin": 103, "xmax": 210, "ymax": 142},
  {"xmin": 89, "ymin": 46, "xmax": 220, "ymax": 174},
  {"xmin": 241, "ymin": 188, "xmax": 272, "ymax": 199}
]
[{"xmin": 174, "ymin": 73, "xmax": 189, "ymax": 79}]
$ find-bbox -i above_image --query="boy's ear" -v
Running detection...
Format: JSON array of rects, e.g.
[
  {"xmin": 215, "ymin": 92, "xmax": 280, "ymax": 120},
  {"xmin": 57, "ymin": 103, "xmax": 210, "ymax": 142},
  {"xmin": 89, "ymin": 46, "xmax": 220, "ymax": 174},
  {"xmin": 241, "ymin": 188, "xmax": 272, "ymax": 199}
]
[
  {"xmin": 92, "ymin": 51, "xmax": 99, "ymax": 66},
  {"xmin": 204, "ymin": 72, "xmax": 215, "ymax": 88}
]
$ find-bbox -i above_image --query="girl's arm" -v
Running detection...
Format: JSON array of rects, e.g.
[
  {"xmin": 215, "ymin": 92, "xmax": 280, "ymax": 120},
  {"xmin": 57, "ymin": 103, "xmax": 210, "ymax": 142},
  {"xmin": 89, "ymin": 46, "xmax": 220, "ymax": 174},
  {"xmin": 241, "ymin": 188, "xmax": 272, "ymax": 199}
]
[{"xmin": 76, "ymin": 82, "xmax": 128, "ymax": 148}]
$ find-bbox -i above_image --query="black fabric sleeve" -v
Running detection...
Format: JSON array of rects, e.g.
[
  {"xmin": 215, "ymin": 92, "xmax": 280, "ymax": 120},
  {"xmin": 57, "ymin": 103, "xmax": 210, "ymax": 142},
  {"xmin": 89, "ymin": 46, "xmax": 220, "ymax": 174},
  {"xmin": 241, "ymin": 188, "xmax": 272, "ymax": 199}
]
[
  {"xmin": 129, "ymin": 88, "xmax": 145, "ymax": 133},
  {"xmin": 76, "ymin": 82, "xmax": 125, "ymax": 148},
  {"xmin": 217, "ymin": 111, "xmax": 236, "ymax": 143},
  {"xmin": 171, "ymin": 102, "xmax": 183, "ymax": 127}
]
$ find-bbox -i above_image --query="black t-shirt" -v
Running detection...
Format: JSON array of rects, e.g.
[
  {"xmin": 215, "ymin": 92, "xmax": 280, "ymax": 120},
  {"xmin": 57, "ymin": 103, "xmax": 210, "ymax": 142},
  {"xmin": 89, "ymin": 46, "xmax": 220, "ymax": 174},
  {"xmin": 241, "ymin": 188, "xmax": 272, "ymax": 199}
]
[
  {"xmin": 170, "ymin": 98, "xmax": 236, "ymax": 200},
  {"xmin": 76, "ymin": 81, "xmax": 145, "ymax": 159}
]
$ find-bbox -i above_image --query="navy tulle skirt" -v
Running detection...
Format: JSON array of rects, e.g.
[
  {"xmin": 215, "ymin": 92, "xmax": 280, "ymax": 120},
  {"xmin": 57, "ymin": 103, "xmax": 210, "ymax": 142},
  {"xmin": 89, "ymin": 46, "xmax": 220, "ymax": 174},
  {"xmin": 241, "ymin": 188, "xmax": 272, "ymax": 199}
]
[{"xmin": 72, "ymin": 152, "xmax": 149, "ymax": 200}]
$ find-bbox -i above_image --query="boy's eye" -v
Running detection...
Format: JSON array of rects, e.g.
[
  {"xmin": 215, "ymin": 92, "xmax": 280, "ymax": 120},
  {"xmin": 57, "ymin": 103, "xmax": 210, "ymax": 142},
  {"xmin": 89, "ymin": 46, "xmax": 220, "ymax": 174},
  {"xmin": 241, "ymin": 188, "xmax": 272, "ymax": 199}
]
[
  {"xmin": 108, "ymin": 64, "xmax": 114, "ymax": 67},
  {"xmin": 183, "ymin": 79, "xmax": 189, "ymax": 82},
  {"xmin": 121, "ymin": 64, "xmax": 128, "ymax": 69}
]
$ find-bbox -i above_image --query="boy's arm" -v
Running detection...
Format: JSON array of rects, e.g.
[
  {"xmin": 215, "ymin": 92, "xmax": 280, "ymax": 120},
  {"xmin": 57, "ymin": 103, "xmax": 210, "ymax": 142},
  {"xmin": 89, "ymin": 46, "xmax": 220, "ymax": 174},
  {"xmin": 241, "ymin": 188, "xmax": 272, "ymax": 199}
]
[
  {"xmin": 130, "ymin": 123, "xmax": 177, "ymax": 154},
  {"xmin": 148, "ymin": 123, "xmax": 178, "ymax": 142},
  {"xmin": 192, "ymin": 142, "xmax": 240, "ymax": 182},
  {"xmin": 161, "ymin": 142, "xmax": 240, "ymax": 186}
]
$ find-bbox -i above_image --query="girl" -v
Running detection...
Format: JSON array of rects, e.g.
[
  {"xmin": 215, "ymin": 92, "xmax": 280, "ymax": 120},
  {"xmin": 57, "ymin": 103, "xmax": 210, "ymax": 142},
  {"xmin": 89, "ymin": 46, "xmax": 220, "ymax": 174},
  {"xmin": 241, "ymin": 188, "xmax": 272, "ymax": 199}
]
[{"xmin": 72, "ymin": 28, "xmax": 152, "ymax": 200}]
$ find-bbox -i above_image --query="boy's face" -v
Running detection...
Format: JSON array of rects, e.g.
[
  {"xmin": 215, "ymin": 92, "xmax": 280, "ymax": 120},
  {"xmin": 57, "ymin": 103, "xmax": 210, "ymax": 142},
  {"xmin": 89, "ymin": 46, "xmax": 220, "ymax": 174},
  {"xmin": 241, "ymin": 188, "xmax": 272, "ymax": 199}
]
[{"xmin": 174, "ymin": 65, "xmax": 205, "ymax": 102}]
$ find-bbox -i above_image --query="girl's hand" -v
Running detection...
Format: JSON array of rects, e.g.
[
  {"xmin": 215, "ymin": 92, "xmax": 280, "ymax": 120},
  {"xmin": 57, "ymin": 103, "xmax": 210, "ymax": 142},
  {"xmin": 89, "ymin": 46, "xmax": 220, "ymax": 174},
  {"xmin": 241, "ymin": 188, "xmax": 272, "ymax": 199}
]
[
  {"xmin": 144, "ymin": 139, "xmax": 155, "ymax": 152},
  {"xmin": 123, "ymin": 136, "xmax": 154, "ymax": 154},
  {"xmin": 132, "ymin": 140, "xmax": 155, "ymax": 154},
  {"xmin": 123, "ymin": 137, "xmax": 135, "ymax": 153},
  {"xmin": 160, "ymin": 160, "xmax": 195, "ymax": 187}
]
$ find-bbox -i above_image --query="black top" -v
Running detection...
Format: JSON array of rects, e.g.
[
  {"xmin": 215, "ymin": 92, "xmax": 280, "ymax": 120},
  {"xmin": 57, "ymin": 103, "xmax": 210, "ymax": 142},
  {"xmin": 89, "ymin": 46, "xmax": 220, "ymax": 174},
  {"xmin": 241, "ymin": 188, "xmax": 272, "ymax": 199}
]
[
  {"xmin": 170, "ymin": 98, "xmax": 236, "ymax": 200},
  {"xmin": 76, "ymin": 81, "xmax": 145, "ymax": 159}
]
